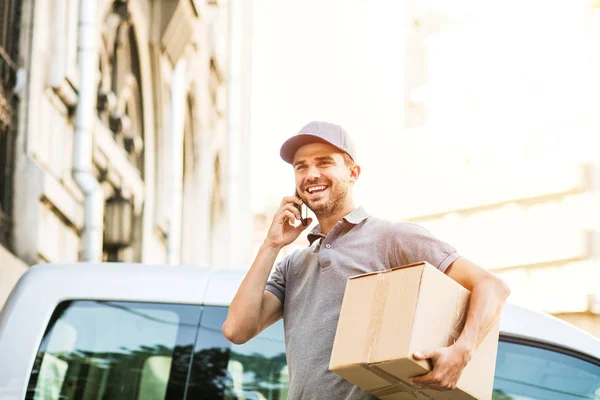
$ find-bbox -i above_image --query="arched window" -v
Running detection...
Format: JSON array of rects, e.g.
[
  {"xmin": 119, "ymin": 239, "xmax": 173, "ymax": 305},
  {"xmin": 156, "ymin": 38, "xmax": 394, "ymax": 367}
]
[
  {"xmin": 99, "ymin": 2, "xmax": 145, "ymax": 262},
  {"xmin": 97, "ymin": 2, "xmax": 145, "ymax": 178}
]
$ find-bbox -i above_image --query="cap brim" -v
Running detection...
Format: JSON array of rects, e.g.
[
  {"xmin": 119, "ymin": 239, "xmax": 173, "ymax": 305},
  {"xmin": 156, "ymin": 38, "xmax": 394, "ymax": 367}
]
[{"xmin": 280, "ymin": 134, "xmax": 340, "ymax": 164}]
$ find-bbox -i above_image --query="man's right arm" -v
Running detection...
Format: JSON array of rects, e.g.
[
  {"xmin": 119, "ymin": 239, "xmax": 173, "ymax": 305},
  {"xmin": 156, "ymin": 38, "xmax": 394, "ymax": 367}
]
[
  {"xmin": 222, "ymin": 242, "xmax": 284, "ymax": 344},
  {"xmin": 222, "ymin": 195, "xmax": 312, "ymax": 344}
]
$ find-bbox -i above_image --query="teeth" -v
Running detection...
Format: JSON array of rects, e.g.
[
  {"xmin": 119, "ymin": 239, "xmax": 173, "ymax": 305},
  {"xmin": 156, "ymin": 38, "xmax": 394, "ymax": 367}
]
[{"xmin": 308, "ymin": 185, "xmax": 326, "ymax": 193}]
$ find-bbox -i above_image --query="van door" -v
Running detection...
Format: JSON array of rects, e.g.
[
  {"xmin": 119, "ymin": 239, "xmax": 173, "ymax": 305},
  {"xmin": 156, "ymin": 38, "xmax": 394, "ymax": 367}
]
[
  {"xmin": 186, "ymin": 305, "xmax": 289, "ymax": 399},
  {"xmin": 25, "ymin": 300, "xmax": 202, "ymax": 400}
]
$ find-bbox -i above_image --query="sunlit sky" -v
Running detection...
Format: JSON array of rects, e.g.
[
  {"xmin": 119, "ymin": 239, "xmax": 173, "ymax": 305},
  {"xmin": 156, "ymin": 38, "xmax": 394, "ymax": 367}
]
[{"xmin": 249, "ymin": 1, "xmax": 407, "ymax": 215}]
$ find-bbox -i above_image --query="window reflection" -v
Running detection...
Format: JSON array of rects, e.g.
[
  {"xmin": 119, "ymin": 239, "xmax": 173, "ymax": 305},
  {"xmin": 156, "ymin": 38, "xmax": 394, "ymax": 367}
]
[
  {"xmin": 27, "ymin": 301, "xmax": 201, "ymax": 400},
  {"xmin": 187, "ymin": 306, "xmax": 289, "ymax": 400},
  {"xmin": 27, "ymin": 301, "xmax": 600, "ymax": 400},
  {"xmin": 493, "ymin": 341, "xmax": 600, "ymax": 400}
]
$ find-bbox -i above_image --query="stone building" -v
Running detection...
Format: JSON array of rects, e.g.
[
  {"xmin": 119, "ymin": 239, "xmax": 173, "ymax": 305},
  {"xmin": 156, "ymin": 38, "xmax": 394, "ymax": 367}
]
[
  {"xmin": 0, "ymin": 0, "xmax": 253, "ymax": 307},
  {"xmin": 400, "ymin": 0, "xmax": 600, "ymax": 336}
]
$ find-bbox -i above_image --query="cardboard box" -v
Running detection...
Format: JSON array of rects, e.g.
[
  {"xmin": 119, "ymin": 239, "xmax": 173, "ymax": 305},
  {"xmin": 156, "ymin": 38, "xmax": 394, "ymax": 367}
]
[{"xmin": 329, "ymin": 262, "xmax": 499, "ymax": 400}]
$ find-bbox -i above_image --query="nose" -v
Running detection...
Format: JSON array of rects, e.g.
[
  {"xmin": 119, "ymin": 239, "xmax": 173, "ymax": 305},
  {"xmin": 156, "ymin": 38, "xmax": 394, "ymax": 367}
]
[{"xmin": 306, "ymin": 165, "xmax": 321, "ymax": 181}]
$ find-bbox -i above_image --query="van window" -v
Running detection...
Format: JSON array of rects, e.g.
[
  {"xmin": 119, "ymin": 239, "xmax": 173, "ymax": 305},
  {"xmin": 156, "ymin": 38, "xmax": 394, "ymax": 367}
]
[
  {"xmin": 26, "ymin": 300, "xmax": 201, "ymax": 400},
  {"xmin": 186, "ymin": 305, "xmax": 288, "ymax": 399},
  {"xmin": 493, "ymin": 340, "xmax": 600, "ymax": 399}
]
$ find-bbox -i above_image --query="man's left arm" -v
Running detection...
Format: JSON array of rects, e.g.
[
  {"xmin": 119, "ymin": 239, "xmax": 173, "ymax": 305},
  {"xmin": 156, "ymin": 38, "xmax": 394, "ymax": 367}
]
[{"xmin": 409, "ymin": 257, "xmax": 511, "ymax": 391}]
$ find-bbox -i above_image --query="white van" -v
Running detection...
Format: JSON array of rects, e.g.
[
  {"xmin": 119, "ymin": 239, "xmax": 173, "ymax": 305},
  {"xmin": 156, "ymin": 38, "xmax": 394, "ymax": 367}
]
[{"xmin": 0, "ymin": 263, "xmax": 598, "ymax": 400}]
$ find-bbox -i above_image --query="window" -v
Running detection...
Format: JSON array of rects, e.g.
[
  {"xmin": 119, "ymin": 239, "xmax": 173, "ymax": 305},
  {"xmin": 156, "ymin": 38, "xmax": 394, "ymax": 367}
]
[
  {"xmin": 493, "ymin": 340, "xmax": 600, "ymax": 400},
  {"xmin": 98, "ymin": 4, "xmax": 145, "ymax": 176},
  {"xmin": 186, "ymin": 306, "xmax": 289, "ymax": 400},
  {"xmin": 99, "ymin": 2, "xmax": 146, "ymax": 263},
  {"xmin": 26, "ymin": 301, "xmax": 201, "ymax": 400}
]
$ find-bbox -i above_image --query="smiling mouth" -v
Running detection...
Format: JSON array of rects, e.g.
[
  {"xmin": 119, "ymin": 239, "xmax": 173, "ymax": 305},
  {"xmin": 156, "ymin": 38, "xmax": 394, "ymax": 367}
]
[{"xmin": 306, "ymin": 185, "xmax": 328, "ymax": 195}]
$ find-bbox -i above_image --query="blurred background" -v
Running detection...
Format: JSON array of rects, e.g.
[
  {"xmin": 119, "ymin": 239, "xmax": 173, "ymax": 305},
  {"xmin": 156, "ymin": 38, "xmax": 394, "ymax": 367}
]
[{"xmin": 0, "ymin": 0, "xmax": 599, "ymax": 338}]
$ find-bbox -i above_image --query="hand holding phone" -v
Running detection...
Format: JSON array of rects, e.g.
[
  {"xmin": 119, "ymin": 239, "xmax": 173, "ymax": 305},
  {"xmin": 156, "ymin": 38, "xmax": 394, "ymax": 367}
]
[{"xmin": 264, "ymin": 194, "xmax": 312, "ymax": 249}]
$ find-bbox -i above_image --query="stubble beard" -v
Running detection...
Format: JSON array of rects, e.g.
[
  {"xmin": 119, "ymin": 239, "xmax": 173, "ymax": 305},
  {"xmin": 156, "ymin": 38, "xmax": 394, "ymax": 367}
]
[{"xmin": 310, "ymin": 182, "xmax": 349, "ymax": 219}]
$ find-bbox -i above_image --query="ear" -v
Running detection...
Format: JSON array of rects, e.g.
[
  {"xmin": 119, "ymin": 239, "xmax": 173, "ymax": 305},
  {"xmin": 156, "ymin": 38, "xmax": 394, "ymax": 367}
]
[{"xmin": 349, "ymin": 164, "xmax": 361, "ymax": 182}]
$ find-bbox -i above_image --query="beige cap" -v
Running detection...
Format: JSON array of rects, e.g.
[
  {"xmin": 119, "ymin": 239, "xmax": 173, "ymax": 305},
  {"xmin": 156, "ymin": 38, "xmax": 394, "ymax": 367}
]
[{"xmin": 280, "ymin": 121, "xmax": 357, "ymax": 164}]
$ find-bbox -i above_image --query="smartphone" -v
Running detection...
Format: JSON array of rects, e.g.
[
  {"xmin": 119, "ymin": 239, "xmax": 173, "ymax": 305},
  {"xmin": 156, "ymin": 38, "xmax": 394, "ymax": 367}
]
[{"xmin": 294, "ymin": 190, "xmax": 308, "ymax": 226}]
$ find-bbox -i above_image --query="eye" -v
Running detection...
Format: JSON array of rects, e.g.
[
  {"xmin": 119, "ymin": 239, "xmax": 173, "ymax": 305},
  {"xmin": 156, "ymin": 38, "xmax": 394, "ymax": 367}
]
[{"xmin": 295, "ymin": 165, "xmax": 306, "ymax": 171}]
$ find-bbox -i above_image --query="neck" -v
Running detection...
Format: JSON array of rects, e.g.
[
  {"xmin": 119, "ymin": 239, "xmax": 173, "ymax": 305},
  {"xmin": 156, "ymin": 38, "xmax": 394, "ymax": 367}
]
[{"xmin": 316, "ymin": 202, "xmax": 356, "ymax": 236}]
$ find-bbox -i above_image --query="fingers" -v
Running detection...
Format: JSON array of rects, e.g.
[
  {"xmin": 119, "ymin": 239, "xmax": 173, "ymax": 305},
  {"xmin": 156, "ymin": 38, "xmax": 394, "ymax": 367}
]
[
  {"xmin": 410, "ymin": 371, "xmax": 438, "ymax": 385},
  {"xmin": 277, "ymin": 197, "xmax": 303, "ymax": 223},
  {"xmin": 409, "ymin": 369, "xmax": 456, "ymax": 391},
  {"xmin": 294, "ymin": 217, "xmax": 313, "ymax": 231},
  {"xmin": 280, "ymin": 210, "xmax": 297, "ymax": 226},
  {"xmin": 282, "ymin": 213, "xmax": 313, "ymax": 229},
  {"xmin": 409, "ymin": 372, "xmax": 430, "ymax": 385},
  {"xmin": 410, "ymin": 371, "xmax": 450, "ymax": 390},
  {"xmin": 413, "ymin": 348, "xmax": 438, "ymax": 361},
  {"xmin": 280, "ymin": 196, "xmax": 303, "ymax": 208},
  {"xmin": 280, "ymin": 204, "xmax": 301, "ymax": 222},
  {"xmin": 409, "ymin": 371, "xmax": 455, "ymax": 391},
  {"xmin": 410, "ymin": 348, "xmax": 457, "ymax": 392}
]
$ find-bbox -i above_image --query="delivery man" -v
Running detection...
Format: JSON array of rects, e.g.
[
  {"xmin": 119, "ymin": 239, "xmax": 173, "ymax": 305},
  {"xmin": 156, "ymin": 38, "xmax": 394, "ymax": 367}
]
[{"xmin": 222, "ymin": 121, "xmax": 510, "ymax": 399}]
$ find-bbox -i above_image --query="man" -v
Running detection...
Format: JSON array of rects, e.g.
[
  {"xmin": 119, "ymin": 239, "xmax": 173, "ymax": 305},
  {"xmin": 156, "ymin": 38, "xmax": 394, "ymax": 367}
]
[{"xmin": 222, "ymin": 121, "xmax": 510, "ymax": 399}]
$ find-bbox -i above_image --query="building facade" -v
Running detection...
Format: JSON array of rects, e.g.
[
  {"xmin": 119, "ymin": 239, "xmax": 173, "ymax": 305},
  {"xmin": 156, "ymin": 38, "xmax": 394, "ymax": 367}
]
[
  {"xmin": 401, "ymin": 0, "xmax": 600, "ymax": 336},
  {"xmin": 0, "ymin": 0, "xmax": 253, "ymax": 307}
]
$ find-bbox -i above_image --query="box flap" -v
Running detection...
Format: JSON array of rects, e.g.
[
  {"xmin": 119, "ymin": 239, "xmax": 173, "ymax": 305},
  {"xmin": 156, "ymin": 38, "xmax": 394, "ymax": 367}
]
[
  {"xmin": 366, "ymin": 361, "xmax": 435, "ymax": 400},
  {"xmin": 349, "ymin": 270, "xmax": 387, "ymax": 280},
  {"xmin": 390, "ymin": 261, "xmax": 428, "ymax": 271},
  {"xmin": 349, "ymin": 262, "xmax": 427, "ymax": 280},
  {"xmin": 329, "ymin": 363, "xmax": 392, "ymax": 392}
]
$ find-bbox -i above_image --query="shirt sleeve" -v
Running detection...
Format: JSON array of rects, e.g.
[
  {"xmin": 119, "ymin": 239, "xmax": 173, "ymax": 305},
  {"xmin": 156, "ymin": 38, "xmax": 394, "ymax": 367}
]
[
  {"xmin": 265, "ymin": 256, "xmax": 290, "ymax": 306},
  {"xmin": 393, "ymin": 222, "xmax": 460, "ymax": 273}
]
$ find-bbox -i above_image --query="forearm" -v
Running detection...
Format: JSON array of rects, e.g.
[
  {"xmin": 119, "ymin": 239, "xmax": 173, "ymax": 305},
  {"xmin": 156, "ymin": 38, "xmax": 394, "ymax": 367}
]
[
  {"xmin": 224, "ymin": 242, "xmax": 281, "ymax": 340},
  {"xmin": 411, "ymin": 261, "xmax": 511, "ymax": 390},
  {"xmin": 456, "ymin": 277, "xmax": 510, "ymax": 359}
]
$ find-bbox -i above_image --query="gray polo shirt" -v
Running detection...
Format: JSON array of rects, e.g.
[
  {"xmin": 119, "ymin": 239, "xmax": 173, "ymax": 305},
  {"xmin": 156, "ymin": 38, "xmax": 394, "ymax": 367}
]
[{"xmin": 265, "ymin": 207, "xmax": 460, "ymax": 400}]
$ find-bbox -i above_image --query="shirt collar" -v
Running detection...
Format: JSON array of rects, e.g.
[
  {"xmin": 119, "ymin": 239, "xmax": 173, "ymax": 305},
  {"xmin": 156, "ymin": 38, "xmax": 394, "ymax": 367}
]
[
  {"xmin": 307, "ymin": 207, "xmax": 371, "ymax": 245},
  {"xmin": 343, "ymin": 206, "xmax": 370, "ymax": 225}
]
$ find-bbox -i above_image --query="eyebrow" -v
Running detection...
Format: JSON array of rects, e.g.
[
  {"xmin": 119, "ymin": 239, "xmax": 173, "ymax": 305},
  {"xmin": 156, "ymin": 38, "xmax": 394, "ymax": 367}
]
[
  {"xmin": 315, "ymin": 156, "xmax": 335, "ymax": 162},
  {"xmin": 293, "ymin": 156, "xmax": 336, "ymax": 168}
]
